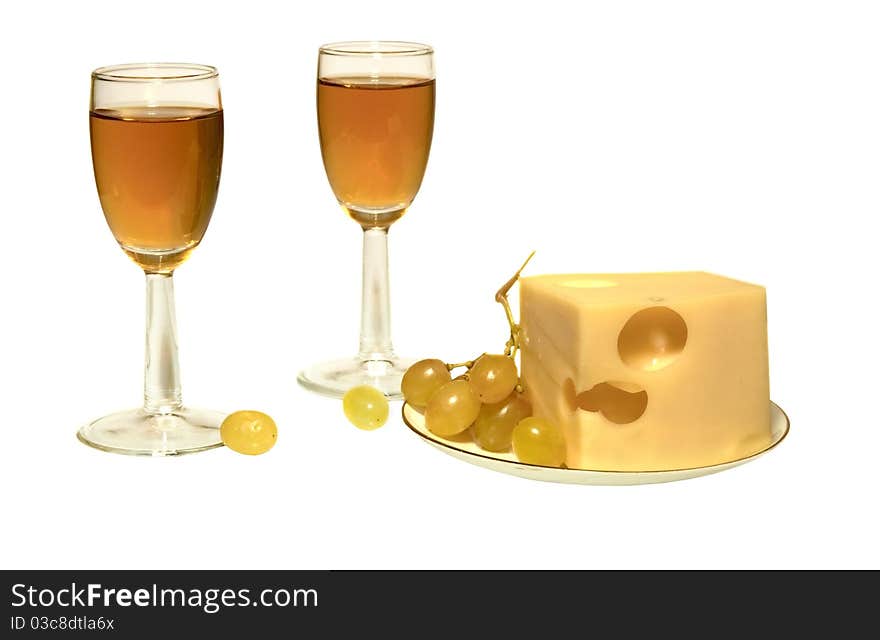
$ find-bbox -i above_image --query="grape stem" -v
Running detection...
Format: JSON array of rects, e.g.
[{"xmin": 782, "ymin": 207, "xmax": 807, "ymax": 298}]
[
  {"xmin": 442, "ymin": 252, "xmax": 535, "ymax": 391},
  {"xmin": 496, "ymin": 251, "xmax": 535, "ymax": 358}
]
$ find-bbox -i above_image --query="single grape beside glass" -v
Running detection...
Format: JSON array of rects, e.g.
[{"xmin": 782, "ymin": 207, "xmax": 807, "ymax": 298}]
[
  {"xmin": 343, "ymin": 385, "xmax": 389, "ymax": 430},
  {"xmin": 221, "ymin": 410, "xmax": 278, "ymax": 455}
]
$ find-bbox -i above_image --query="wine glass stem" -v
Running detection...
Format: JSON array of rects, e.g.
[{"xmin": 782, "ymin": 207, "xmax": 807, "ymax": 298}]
[
  {"xmin": 144, "ymin": 272, "xmax": 183, "ymax": 414},
  {"xmin": 359, "ymin": 226, "xmax": 395, "ymax": 362}
]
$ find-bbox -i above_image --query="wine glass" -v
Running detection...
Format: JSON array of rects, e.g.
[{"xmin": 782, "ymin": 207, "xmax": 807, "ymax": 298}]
[
  {"xmin": 298, "ymin": 41, "xmax": 436, "ymax": 398},
  {"xmin": 79, "ymin": 63, "xmax": 225, "ymax": 455}
]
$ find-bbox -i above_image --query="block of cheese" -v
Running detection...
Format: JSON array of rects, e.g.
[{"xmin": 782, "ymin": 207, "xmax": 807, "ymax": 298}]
[{"xmin": 519, "ymin": 272, "xmax": 771, "ymax": 471}]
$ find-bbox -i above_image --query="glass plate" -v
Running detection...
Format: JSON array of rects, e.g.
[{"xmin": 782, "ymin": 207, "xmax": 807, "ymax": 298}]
[{"xmin": 402, "ymin": 402, "xmax": 789, "ymax": 485}]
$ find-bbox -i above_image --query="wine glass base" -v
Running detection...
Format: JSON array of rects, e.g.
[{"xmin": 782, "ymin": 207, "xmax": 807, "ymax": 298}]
[
  {"xmin": 77, "ymin": 407, "xmax": 225, "ymax": 456},
  {"xmin": 297, "ymin": 357, "xmax": 414, "ymax": 399}
]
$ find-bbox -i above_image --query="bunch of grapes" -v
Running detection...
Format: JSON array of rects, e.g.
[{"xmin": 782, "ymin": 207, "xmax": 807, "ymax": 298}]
[
  {"xmin": 403, "ymin": 355, "xmax": 564, "ymax": 467},
  {"xmin": 401, "ymin": 253, "xmax": 567, "ymax": 468}
]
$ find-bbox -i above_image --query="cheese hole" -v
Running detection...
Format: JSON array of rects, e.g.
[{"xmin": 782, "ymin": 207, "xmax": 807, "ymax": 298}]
[
  {"xmin": 560, "ymin": 279, "xmax": 618, "ymax": 289},
  {"xmin": 618, "ymin": 306, "xmax": 687, "ymax": 371},
  {"xmin": 576, "ymin": 381, "xmax": 647, "ymax": 424}
]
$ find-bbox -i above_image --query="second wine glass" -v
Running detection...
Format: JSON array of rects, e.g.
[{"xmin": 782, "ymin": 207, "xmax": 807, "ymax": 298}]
[{"xmin": 298, "ymin": 41, "xmax": 436, "ymax": 398}]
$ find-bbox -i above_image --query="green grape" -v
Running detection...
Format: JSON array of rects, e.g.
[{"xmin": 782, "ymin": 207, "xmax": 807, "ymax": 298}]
[
  {"xmin": 473, "ymin": 392, "xmax": 532, "ymax": 452},
  {"xmin": 402, "ymin": 358, "xmax": 452, "ymax": 408},
  {"xmin": 469, "ymin": 354, "xmax": 519, "ymax": 404},
  {"xmin": 221, "ymin": 410, "xmax": 278, "ymax": 455},
  {"xmin": 512, "ymin": 417, "xmax": 566, "ymax": 467},
  {"xmin": 425, "ymin": 379, "xmax": 481, "ymax": 437},
  {"xmin": 343, "ymin": 385, "xmax": 389, "ymax": 430}
]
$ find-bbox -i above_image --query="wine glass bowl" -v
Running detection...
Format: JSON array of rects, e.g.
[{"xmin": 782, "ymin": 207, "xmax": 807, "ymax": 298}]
[
  {"xmin": 78, "ymin": 63, "xmax": 226, "ymax": 456},
  {"xmin": 90, "ymin": 64, "xmax": 223, "ymax": 273},
  {"xmin": 298, "ymin": 42, "xmax": 436, "ymax": 399},
  {"xmin": 317, "ymin": 43, "xmax": 435, "ymax": 227}
]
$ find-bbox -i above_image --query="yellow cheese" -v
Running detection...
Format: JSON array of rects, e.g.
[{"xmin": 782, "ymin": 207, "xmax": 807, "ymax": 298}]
[{"xmin": 519, "ymin": 272, "xmax": 771, "ymax": 471}]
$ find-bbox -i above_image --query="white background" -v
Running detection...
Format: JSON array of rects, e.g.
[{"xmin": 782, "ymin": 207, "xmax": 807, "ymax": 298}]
[{"xmin": 1, "ymin": 0, "xmax": 877, "ymax": 569}]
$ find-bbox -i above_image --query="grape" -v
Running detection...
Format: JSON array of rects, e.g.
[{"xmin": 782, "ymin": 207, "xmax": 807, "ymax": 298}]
[
  {"xmin": 512, "ymin": 417, "xmax": 566, "ymax": 467},
  {"xmin": 473, "ymin": 392, "xmax": 532, "ymax": 452},
  {"xmin": 468, "ymin": 354, "xmax": 518, "ymax": 404},
  {"xmin": 221, "ymin": 410, "xmax": 278, "ymax": 455},
  {"xmin": 402, "ymin": 358, "xmax": 452, "ymax": 408},
  {"xmin": 342, "ymin": 385, "xmax": 389, "ymax": 430},
  {"xmin": 424, "ymin": 379, "xmax": 481, "ymax": 437}
]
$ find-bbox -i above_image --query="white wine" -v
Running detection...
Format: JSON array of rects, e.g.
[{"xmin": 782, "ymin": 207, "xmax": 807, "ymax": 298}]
[
  {"xmin": 318, "ymin": 76, "xmax": 434, "ymax": 227},
  {"xmin": 90, "ymin": 106, "xmax": 224, "ymax": 272}
]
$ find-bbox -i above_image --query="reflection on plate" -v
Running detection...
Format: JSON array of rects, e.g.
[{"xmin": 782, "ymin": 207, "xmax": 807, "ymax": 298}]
[{"xmin": 402, "ymin": 402, "xmax": 789, "ymax": 486}]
